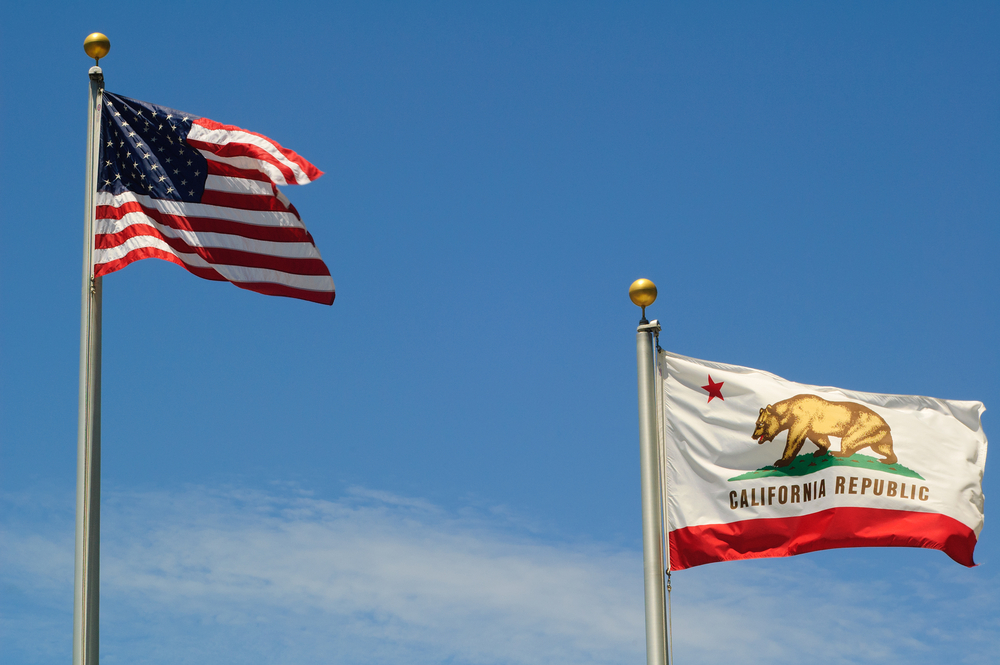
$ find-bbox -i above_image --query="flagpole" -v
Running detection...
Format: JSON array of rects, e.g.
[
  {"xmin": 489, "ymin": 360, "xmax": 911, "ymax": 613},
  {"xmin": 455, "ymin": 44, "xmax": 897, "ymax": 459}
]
[
  {"xmin": 631, "ymin": 279, "xmax": 668, "ymax": 665},
  {"xmin": 74, "ymin": 33, "xmax": 109, "ymax": 665}
]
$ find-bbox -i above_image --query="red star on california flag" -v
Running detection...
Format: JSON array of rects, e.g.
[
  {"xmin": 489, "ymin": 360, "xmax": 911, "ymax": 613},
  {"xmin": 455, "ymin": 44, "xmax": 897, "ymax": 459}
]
[{"xmin": 702, "ymin": 375, "xmax": 724, "ymax": 402}]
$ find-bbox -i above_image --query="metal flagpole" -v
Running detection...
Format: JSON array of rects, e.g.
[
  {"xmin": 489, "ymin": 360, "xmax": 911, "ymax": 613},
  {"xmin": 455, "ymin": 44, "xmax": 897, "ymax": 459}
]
[
  {"xmin": 630, "ymin": 278, "xmax": 668, "ymax": 665},
  {"xmin": 74, "ymin": 32, "xmax": 109, "ymax": 665}
]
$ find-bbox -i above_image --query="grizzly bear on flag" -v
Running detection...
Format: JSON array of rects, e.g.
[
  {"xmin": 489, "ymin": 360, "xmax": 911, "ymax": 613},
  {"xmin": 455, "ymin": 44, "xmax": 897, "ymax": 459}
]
[{"xmin": 752, "ymin": 394, "xmax": 897, "ymax": 467}]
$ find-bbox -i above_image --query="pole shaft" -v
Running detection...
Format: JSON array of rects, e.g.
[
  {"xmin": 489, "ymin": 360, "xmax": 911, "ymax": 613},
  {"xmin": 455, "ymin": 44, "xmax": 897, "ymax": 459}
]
[
  {"xmin": 637, "ymin": 328, "xmax": 668, "ymax": 665},
  {"xmin": 74, "ymin": 66, "xmax": 104, "ymax": 665}
]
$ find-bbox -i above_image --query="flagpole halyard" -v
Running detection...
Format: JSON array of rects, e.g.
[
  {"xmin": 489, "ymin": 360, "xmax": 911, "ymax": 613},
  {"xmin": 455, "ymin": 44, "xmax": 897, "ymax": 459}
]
[
  {"xmin": 632, "ymin": 279, "xmax": 668, "ymax": 665},
  {"xmin": 652, "ymin": 336, "xmax": 675, "ymax": 665},
  {"xmin": 75, "ymin": 34, "xmax": 108, "ymax": 665}
]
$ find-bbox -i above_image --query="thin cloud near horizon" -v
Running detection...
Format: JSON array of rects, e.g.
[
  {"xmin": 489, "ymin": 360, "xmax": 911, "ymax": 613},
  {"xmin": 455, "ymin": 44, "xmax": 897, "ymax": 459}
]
[{"xmin": 2, "ymin": 485, "xmax": 997, "ymax": 665}]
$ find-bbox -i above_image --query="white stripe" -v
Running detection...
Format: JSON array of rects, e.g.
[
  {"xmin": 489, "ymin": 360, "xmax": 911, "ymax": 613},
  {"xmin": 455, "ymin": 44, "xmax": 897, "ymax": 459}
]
[
  {"xmin": 96, "ymin": 212, "xmax": 323, "ymax": 259},
  {"xmin": 95, "ymin": 236, "xmax": 335, "ymax": 292},
  {"xmin": 188, "ymin": 124, "xmax": 313, "ymax": 185},
  {"xmin": 97, "ymin": 191, "xmax": 306, "ymax": 229},
  {"xmin": 204, "ymin": 174, "xmax": 274, "ymax": 197}
]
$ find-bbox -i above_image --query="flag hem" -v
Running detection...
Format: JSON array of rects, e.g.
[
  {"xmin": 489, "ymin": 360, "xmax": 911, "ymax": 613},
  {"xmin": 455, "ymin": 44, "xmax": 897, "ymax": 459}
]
[{"xmin": 668, "ymin": 506, "xmax": 978, "ymax": 570}]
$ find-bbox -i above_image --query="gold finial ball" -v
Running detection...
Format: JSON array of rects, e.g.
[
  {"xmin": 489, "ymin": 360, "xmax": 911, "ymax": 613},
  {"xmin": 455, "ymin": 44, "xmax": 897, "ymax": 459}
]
[
  {"xmin": 629, "ymin": 278, "xmax": 657, "ymax": 308},
  {"xmin": 84, "ymin": 33, "xmax": 110, "ymax": 62}
]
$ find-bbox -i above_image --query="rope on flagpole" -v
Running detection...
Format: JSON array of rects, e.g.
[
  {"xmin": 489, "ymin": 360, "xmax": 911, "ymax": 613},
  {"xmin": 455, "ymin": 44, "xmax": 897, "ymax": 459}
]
[
  {"xmin": 652, "ymin": 329, "xmax": 674, "ymax": 664},
  {"xmin": 653, "ymin": 329, "xmax": 668, "ymax": 572},
  {"xmin": 666, "ymin": 570, "xmax": 674, "ymax": 665}
]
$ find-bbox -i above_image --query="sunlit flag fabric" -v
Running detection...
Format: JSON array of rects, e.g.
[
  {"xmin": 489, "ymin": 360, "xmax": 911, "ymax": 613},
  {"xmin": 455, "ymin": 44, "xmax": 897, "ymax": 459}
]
[
  {"xmin": 95, "ymin": 92, "xmax": 335, "ymax": 305},
  {"xmin": 658, "ymin": 350, "xmax": 987, "ymax": 570}
]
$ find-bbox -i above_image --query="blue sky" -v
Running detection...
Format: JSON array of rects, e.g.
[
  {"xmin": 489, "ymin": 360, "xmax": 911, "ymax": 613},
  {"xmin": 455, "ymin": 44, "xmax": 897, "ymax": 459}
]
[{"xmin": 1, "ymin": 2, "xmax": 998, "ymax": 664}]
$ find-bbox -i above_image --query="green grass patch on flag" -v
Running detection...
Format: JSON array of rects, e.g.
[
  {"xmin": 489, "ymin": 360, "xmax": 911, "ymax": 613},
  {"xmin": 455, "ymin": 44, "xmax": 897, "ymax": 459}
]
[{"xmin": 728, "ymin": 453, "xmax": 924, "ymax": 482}]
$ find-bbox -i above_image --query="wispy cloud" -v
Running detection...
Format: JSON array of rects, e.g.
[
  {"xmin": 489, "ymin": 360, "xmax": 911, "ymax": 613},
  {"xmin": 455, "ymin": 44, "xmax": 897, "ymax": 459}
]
[
  {"xmin": 3, "ymin": 486, "xmax": 644, "ymax": 665},
  {"xmin": 2, "ymin": 486, "xmax": 998, "ymax": 665}
]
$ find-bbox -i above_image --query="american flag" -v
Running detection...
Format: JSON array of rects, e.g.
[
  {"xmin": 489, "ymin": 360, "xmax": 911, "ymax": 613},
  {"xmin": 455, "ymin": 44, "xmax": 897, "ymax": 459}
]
[{"xmin": 96, "ymin": 91, "xmax": 335, "ymax": 305}]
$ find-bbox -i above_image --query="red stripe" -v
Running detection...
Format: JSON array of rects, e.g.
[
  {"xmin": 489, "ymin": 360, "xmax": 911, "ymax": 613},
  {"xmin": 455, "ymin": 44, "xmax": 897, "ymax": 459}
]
[
  {"xmin": 199, "ymin": 188, "xmax": 298, "ymax": 215},
  {"xmin": 96, "ymin": 249, "xmax": 335, "ymax": 306},
  {"xmin": 232, "ymin": 281, "xmax": 335, "ymax": 305},
  {"xmin": 97, "ymin": 202, "xmax": 315, "ymax": 245},
  {"xmin": 207, "ymin": 159, "xmax": 273, "ymax": 183},
  {"xmin": 97, "ymin": 224, "xmax": 332, "ymax": 276},
  {"xmin": 668, "ymin": 507, "xmax": 977, "ymax": 571}
]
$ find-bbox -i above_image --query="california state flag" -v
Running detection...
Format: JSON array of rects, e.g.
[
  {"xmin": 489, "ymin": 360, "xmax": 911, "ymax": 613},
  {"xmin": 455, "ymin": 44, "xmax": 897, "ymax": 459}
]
[{"xmin": 659, "ymin": 350, "xmax": 987, "ymax": 570}]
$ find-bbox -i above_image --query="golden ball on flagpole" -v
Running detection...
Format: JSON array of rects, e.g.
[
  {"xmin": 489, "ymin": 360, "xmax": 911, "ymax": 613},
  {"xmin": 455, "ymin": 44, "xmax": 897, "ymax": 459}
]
[
  {"xmin": 629, "ymin": 278, "xmax": 657, "ymax": 308},
  {"xmin": 84, "ymin": 33, "xmax": 110, "ymax": 64}
]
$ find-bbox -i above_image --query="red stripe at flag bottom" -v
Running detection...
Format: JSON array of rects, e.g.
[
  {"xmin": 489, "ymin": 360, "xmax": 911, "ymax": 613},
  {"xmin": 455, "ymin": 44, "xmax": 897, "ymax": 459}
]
[{"xmin": 668, "ymin": 507, "xmax": 978, "ymax": 571}]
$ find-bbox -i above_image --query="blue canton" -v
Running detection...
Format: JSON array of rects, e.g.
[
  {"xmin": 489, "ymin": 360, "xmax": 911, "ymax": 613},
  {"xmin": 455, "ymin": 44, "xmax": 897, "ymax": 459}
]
[{"xmin": 99, "ymin": 92, "xmax": 208, "ymax": 202}]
